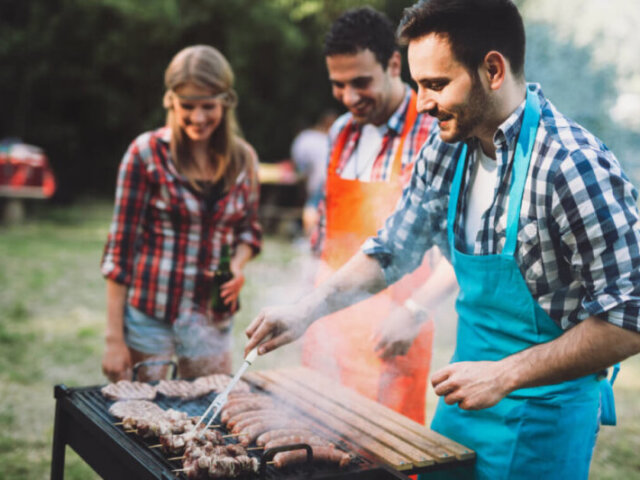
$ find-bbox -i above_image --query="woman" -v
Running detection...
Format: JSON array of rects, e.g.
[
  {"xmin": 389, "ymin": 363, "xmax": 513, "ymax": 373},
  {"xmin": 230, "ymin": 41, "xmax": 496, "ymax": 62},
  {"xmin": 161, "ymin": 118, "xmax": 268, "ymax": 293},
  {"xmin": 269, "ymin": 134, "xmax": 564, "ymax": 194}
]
[{"xmin": 101, "ymin": 45, "xmax": 261, "ymax": 382}]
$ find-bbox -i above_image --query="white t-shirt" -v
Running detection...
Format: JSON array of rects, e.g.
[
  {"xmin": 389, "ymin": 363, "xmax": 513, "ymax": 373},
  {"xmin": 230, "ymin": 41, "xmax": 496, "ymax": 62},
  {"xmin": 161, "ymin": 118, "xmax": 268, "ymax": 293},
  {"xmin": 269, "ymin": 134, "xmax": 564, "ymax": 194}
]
[
  {"xmin": 464, "ymin": 148, "xmax": 498, "ymax": 251},
  {"xmin": 340, "ymin": 124, "xmax": 386, "ymax": 181}
]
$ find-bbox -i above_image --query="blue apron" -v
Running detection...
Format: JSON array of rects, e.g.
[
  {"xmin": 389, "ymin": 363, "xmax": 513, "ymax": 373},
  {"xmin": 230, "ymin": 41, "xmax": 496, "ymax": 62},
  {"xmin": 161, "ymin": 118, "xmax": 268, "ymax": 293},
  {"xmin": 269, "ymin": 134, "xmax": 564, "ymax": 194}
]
[{"xmin": 422, "ymin": 88, "xmax": 616, "ymax": 480}]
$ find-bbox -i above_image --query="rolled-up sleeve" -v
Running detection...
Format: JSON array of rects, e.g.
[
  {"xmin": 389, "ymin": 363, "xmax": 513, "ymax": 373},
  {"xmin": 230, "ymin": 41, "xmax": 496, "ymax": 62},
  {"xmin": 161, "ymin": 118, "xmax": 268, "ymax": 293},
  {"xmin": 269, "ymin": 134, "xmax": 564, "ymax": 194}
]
[
  {"xmin": 363, "ymin": 133, "xmax": 456, "ymax": 286},
  {"xmin": 551, "ymin": 147, "xmax": 640, "ymax": 332},
  {"xmin": 101, "ymin": 139, "xmax": 150, "ymax": 285}
]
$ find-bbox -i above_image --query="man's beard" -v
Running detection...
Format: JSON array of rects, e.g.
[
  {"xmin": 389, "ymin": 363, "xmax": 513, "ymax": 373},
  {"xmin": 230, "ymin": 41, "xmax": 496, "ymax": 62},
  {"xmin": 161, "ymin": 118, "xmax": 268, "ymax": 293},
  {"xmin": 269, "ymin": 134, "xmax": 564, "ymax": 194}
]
[{"xmin": 431, "ymin": 77, "xmax": 490, "ymax": 144}]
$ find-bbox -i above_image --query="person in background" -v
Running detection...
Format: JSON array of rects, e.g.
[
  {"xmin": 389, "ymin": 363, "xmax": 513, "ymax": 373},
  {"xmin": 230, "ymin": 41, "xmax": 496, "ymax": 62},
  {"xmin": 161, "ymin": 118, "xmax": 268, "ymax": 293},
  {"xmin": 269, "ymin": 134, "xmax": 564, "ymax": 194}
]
[
  {"xmin": 302, "ymin": 6, "xmax": 446, "ymax": 424},
  {"xmin": 101, "ymin": 45, "xmax": 261, "ymax": 382},
  {"xmin": 245, "ymin": 1, "xmax": 640, "ymax": 478},
  {"xmin": 290, "ymin": 110, "xmax": 337, "ymax": 237}
]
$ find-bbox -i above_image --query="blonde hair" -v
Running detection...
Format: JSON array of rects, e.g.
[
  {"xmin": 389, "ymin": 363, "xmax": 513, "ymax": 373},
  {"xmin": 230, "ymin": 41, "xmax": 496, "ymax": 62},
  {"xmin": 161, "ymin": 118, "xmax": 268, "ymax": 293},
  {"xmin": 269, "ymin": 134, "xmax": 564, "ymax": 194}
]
[{"xmin": 163, "ymin": 45, "xmax": 254, "ymax": 191}]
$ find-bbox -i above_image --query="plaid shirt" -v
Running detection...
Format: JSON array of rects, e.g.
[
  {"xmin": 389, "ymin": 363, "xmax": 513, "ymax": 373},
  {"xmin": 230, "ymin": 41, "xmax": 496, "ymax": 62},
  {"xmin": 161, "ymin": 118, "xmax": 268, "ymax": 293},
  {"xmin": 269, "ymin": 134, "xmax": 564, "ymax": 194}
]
[
  {"xmin": 101, "ymin": 127, "xmax": 262, "ymax": 324},
  {"xmin": 312, "ymin": 86, "xmax": 434, "ymax": 252},
  {"xmin": 363, "ymin": 83, "xmax": 640, "ymax": 333}
]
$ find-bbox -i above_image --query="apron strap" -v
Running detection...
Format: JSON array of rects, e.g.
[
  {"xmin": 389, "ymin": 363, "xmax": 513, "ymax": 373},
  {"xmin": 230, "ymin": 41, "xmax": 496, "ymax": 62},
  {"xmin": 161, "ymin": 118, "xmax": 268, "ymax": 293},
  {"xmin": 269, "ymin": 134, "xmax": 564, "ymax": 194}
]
[
  {"xmin": 447, "ymin": 143, "xmax": 469, "ymax": 253},
  {"xmin": 503, "ymin": 87, "xmax": 541, "ymax": 256},
  {"xmin": 328, "ymin": 121, "xmax": 354, "ymax": 177},
  {"xmin": 329, "ymin": 91, "xmax": 418, "ymax": 183},
  {"xmin": 447, "ymin": 87, "xmax": 542, "ymax": 258}
]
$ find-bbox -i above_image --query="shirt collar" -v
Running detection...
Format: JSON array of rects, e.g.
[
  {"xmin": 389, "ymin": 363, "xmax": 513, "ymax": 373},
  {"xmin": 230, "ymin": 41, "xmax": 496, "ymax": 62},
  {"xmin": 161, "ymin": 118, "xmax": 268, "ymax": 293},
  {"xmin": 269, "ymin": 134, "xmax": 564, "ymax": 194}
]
[
  {"xmin": 158, "ymin": 126, "xmax": 172, "ymax": 144},
  {"xmin": 493, "ymin": 82, "xmax": 544, "ymax": 151},
  {"xmin": 385, "ymin": 84, "xmax": 414, "ymax": 135}
]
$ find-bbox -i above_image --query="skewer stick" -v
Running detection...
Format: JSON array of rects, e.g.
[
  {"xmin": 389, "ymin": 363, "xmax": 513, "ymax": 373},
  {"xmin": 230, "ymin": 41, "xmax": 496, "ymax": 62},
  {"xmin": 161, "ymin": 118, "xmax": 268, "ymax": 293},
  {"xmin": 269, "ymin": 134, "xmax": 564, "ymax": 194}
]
[
  {"xmin": 168, "ymin": 455, "xmax": 185, "ymax": 461},
  {"xmin": 172, "ymin": 468, "xmax": 188, "ymax": 473},
  {"xmin": 125, "ymin": 429, "xmax": 137, "ymax": 434},
  {"xmin": 267, "ymin": 461, "xmax": 276, "ymax": 465},
  {"xmin": 114, "ymin": 421, "xmax": 124, "ymax": 426},
  {"xmin": 149, "ymin": 444, "xmax": 163, "ymax": 449},
  {"xmin": 222, "ymin": 433, "xmax": 241, "ymax": 438},
  {"xmin": 246, "ymin": 446, "xmax": 264, "ymax": 451}
]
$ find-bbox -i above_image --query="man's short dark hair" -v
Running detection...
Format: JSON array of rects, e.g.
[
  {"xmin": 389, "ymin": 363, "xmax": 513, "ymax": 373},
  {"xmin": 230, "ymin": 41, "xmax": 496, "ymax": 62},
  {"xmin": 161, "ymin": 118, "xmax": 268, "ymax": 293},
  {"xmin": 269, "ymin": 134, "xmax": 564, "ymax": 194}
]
[
  {"xmin": 398, "ymin": 0, "xmax": 525, "ymax": 77},
  {"xmin": 323, "ymin": 6, "xmax": 397, "ymax": 68}
]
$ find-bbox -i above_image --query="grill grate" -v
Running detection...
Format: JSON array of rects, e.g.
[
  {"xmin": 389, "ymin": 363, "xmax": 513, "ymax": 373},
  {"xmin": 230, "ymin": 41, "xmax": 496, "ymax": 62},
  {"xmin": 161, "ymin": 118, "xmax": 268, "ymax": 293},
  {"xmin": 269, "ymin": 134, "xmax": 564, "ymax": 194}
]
[{"xmin": 58, "ymin": 384, "xmax": 404, "ymax": 480}]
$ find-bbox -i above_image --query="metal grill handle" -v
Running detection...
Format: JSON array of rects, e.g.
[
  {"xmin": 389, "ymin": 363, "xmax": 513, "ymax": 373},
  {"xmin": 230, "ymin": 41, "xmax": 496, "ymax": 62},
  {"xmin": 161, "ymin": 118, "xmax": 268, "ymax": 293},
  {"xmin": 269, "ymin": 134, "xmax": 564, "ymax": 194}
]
[{"xmin": 260, "ymin": 443, "xmax": 313, "ymax": 479}]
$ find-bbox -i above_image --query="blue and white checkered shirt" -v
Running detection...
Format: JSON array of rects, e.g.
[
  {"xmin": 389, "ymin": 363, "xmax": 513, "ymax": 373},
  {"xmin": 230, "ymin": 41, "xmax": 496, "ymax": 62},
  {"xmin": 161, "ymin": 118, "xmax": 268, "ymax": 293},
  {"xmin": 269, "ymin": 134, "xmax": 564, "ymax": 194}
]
[{"xmin": 363, "ymin": 83, "xmax": 640, "ymax": 333}]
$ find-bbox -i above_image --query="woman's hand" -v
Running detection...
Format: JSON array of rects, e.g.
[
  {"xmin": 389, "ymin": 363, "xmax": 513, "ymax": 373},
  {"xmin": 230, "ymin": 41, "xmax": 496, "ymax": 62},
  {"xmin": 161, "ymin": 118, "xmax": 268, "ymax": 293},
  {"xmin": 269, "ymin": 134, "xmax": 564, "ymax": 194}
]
[
  {"xmin": 220, "ymin": 262, "xmax": 245, "ymax": 312},
  {"xmin": 102, "ymin": 337, "xmax": 132, "ymax": 382}
]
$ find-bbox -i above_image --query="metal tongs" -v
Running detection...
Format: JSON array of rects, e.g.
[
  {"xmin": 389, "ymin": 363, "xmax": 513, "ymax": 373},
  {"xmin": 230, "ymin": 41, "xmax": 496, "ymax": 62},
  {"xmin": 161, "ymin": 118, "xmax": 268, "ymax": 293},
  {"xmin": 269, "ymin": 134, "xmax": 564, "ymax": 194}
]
[{"xmin": 191, "ymin": 346, "xmax": 260, "ymax": 435}]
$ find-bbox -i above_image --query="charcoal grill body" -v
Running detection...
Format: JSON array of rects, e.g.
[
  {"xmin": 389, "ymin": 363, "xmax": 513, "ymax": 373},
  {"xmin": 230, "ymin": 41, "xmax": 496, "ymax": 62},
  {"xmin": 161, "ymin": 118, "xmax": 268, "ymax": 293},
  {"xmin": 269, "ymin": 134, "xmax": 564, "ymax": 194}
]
[{"xmin": 51, "ymin": 384, "xmax": 410, "ymax": 480}]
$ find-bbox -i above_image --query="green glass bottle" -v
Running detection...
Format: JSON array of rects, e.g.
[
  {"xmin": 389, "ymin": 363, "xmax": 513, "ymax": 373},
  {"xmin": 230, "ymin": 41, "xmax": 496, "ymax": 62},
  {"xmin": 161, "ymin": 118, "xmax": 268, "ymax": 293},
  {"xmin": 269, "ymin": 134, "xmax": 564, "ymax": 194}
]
[{"xmin": 210, "ymin": 245, "xmax": 235, "ymax": 315}]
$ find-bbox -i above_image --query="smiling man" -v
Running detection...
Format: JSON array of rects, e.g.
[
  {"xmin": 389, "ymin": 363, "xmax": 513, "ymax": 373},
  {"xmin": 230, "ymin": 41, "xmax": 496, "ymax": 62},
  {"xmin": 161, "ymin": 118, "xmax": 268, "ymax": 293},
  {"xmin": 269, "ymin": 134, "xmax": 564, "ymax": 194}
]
[
  {"xmin": 303, "ymin": 6, "xmax": 438, "ymax": 424},
  {"xmin": 246, "ymin": 1, "xmax": 640, "ymax": 478}
]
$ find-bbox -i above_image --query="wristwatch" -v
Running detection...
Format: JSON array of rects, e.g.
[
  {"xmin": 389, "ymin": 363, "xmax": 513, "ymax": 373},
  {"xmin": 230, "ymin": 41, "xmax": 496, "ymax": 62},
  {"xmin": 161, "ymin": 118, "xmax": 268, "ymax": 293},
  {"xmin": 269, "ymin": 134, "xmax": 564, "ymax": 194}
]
[{"xmin": 403, "ymin": 298, "xmax": 431, "ymax": 320}]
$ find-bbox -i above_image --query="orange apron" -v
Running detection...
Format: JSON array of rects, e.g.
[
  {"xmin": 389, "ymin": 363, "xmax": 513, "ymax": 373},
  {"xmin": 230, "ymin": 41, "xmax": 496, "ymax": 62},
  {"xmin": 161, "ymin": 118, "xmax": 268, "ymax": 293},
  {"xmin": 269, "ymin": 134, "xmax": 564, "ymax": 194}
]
[{"xmin": 301, "ymin": 93, "xmax": 434, "ymax": 423}]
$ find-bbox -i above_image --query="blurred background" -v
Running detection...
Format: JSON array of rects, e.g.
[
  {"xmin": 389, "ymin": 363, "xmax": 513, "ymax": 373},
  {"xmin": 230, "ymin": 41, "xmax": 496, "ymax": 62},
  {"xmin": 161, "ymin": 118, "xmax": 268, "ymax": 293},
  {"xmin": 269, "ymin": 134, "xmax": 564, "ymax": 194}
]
[{"xmin": 1, "ymin": 0, "xmax": 639, "ymax": 478}]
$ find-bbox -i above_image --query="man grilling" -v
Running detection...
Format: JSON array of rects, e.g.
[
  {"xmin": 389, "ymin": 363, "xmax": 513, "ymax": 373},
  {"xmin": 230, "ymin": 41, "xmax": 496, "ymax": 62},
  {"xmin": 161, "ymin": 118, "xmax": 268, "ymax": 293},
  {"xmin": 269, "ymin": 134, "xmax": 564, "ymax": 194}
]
[
  {"xmin": 246, "ymin": 1, "xmax": 640, "ymax": 478},
  {"xmin": 302, "ymin": 6, "xmax": 443, "ymax": 424}
]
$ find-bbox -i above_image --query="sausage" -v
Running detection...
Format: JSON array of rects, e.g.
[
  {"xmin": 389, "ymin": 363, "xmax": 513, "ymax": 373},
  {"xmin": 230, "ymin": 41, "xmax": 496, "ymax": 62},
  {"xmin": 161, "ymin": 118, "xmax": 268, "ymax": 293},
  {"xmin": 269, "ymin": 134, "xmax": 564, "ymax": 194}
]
[
  {"xmin": 226, "ymin": 408, "xmax": 286, "ymax": 429},
  {"xmin": 272, "ymin": 446, "xmax": 352, "ymax": 468},
  {"xmin": 232, "ymin": 412, "xmax": 292, "ymax": 434},
  {"xmin": 264, "ymin": 434, "xmax": 334, "ymax": 450},
  {"xmin": 225, "ymin": 393, "xmax": 272, "ymax": 405},
  {"xmin": 237, "ymin": 420, "xmax": 309, "ymax": 446},
  {"xmin": 256, "ymin": 429, "xmax": 316, "ymax": 446},
  {"xmin": 221, "ymin": 400, "xmax": 276, "ymax": 424}
]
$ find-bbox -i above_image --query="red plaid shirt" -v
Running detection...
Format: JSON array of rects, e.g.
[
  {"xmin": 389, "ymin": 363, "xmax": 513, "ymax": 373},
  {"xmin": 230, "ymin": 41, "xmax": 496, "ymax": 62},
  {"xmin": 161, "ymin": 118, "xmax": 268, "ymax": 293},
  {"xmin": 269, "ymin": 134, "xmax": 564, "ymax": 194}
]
[
  {"xmin": 101, "ymin": 127, "xmax": 262, "ymax": 324},
  {"xmin": 312, "ymin": 86, "xmax": 434, "ymax": 252}
]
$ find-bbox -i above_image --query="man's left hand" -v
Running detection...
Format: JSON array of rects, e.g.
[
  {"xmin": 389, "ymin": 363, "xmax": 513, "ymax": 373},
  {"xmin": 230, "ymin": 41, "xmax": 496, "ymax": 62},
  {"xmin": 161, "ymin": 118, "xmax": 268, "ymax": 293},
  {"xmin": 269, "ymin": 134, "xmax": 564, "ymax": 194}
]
[
  {"xmin": 373, "ymin": 304, "xmax": 423, "ymax": 359},
  {"xmin": 431, "ymin": 361, "xmax": 513, "ymax": 410}
]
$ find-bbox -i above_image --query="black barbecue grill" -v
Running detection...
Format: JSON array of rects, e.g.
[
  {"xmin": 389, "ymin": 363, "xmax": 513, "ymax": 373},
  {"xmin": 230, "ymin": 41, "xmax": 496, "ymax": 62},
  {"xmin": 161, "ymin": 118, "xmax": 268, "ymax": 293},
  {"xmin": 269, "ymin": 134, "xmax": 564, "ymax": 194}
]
[{"xmin": 51, "ymin": 384, "xmax": 411, "ymax": 480}]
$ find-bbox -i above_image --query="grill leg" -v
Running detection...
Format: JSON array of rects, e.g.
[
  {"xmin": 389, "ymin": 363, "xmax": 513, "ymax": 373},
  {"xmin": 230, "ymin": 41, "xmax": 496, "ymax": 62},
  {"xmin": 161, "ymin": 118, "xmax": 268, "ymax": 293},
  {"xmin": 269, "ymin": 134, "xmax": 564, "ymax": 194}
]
[{"xmin": 50, "ymin": 401, "xmax": 67, "ymax": 480}]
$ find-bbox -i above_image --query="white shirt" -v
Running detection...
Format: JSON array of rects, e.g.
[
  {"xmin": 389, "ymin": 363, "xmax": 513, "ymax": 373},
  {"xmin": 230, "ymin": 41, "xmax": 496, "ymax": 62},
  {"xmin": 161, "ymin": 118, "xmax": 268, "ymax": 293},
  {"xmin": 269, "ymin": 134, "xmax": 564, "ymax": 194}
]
[
  {"xmin": 464, "ymin": 148, "xmax": 498, "ymax": 250},
  {"xmin": 340, "ymin": 124, "xmax": 386, "ymax": 181}
]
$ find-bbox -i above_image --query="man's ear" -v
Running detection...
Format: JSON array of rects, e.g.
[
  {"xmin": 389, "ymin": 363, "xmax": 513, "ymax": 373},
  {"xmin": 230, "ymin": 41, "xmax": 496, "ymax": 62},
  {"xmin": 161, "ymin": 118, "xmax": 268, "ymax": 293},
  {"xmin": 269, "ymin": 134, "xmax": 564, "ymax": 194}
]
[
  {"xmin": 386, "ymin": 51, "xmax": 402, "ymax": 77},
  {"xmin": 480, "ymin": 51, "xmax": 507, "ymax": 91}
]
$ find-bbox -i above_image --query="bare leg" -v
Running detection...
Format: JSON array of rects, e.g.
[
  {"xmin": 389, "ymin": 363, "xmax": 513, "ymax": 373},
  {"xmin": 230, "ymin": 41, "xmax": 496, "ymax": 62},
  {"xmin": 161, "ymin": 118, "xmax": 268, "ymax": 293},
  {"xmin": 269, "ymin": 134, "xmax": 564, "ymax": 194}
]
[
  {"xmin": 178, "ymin": 351, "xmax": 232, "ymax": 378},
  {"xmin": 129, "ymin": 348, "xmax": 173, "ymax": 382}
]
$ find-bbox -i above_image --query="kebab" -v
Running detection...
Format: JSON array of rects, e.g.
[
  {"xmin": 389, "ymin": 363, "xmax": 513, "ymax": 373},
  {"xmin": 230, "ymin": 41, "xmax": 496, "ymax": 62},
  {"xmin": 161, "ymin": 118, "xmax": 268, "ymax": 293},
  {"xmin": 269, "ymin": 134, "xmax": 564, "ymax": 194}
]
[
  {"xmin": 180, "ymin": 454, "xmax": 259, "ymax": 479},
  {"xmin": 159, "ymin": 428, "xmax": 225, "ymax": 455},
  {"xmin": 178, "ymin": 443, "xmax": 259, "ymax": 479}
]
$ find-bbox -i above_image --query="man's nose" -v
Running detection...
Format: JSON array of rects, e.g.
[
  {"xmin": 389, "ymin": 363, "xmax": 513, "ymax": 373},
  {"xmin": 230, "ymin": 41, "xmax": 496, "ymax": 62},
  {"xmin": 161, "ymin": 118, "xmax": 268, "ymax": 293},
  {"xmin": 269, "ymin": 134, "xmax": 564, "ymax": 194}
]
[
  {"xmin": 342, "ymin": 85, "xmax": 360, "ymax": 107},
  {"xmin": 417, "ymin": 89, "xmax": 436, "ymax": 114}
]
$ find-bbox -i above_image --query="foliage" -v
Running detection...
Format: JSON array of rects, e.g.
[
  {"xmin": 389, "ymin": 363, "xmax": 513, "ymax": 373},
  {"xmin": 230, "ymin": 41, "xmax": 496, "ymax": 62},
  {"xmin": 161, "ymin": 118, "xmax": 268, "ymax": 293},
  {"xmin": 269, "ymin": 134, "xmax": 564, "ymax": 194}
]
[{"xmin": 1, "ymin": 0, "xmax": 638, "ymax": 194}]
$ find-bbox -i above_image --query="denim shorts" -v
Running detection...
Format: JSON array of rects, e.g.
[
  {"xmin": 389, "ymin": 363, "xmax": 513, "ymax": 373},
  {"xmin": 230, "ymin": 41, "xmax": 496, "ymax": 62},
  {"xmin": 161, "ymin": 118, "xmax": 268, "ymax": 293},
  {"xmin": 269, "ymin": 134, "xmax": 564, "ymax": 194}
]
[{"xmin": 124, "ymin": 304, "xmax": 232, "ymax": 359}]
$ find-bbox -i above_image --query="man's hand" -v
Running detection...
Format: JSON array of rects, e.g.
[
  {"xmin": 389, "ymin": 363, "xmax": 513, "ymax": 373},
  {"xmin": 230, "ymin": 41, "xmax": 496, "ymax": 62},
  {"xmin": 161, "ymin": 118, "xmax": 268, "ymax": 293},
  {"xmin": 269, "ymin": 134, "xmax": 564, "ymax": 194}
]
[
  {"xmin": 373, "ymin": 304, "xmax": 424, "ymax": 359},
  {"xmin": 431, "ymin": 361, "xmax": 513, "ymax": 410},
  {"xmin": 244, "ymin": 304, "xmax": 313, "ymax": 357},
  {"xmin": 102, "ymin": 337, "xmax": 132, "ymax": 382}
]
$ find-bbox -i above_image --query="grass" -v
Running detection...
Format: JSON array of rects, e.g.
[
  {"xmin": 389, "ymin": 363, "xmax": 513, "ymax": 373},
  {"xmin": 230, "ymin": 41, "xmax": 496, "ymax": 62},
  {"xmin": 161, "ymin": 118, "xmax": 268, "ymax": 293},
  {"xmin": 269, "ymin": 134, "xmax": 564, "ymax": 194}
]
[{"xmin": 0, "ymin": 199, "xmax": 638, "ymax": 479}]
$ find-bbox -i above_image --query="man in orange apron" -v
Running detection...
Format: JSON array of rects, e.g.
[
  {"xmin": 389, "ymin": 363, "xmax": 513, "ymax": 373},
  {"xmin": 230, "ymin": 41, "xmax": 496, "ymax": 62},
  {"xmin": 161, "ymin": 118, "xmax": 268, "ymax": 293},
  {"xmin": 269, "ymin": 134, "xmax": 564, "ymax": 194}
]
[{"xmin": 302, "ymin": 7, "xmax": 437, "ymax": 423}]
